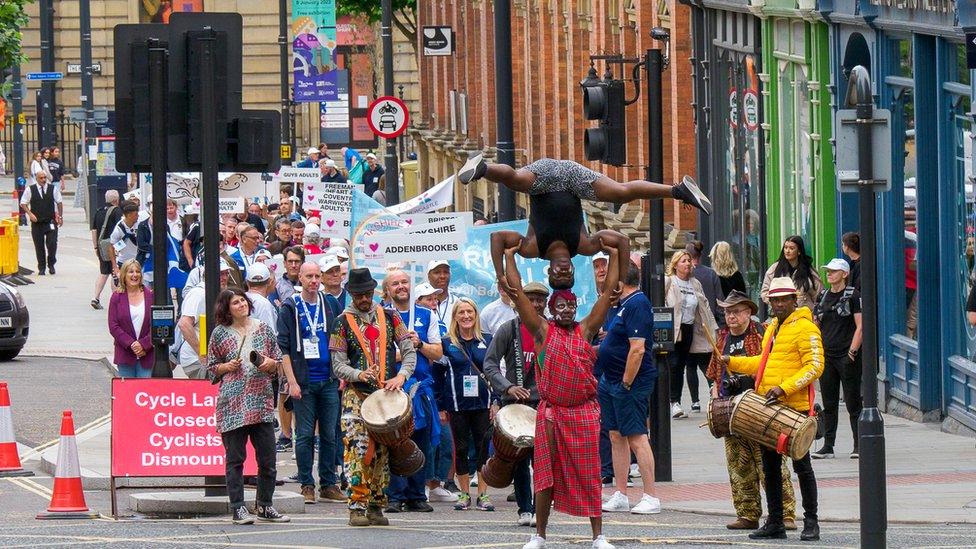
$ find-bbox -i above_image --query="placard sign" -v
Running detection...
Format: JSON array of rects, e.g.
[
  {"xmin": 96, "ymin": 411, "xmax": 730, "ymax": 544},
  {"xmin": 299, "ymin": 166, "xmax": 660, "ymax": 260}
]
[
  {"xmin": 362, "ymin": 218, "xmax": 467, "ymax": 262},
  {"xmin": 111, "ymin": 379, "xmax": 257, "ymax": 477},
  {"xmin": 302, "ymin": 182, "xmax": 354, "ymax": 238}
]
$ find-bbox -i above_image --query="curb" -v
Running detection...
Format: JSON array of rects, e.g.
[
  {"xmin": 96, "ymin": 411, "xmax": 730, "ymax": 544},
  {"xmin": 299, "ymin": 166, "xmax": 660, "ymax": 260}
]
[{"xmin": 664, "ymin": 504, "xmax": 976, "ymax": 526}]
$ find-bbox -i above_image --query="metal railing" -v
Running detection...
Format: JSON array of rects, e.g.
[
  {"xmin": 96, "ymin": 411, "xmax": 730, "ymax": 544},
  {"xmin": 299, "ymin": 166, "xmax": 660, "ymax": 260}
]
[{"xmin": 0, "ymin": 110, "xmax": 83, "ymax": 176}]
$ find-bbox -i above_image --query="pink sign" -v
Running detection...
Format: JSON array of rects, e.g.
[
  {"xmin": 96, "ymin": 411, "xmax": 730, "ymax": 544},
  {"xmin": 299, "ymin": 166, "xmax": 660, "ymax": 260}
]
[{"xmin": 111, "ymin": 379, "xmax": 257, "ymax": 477}]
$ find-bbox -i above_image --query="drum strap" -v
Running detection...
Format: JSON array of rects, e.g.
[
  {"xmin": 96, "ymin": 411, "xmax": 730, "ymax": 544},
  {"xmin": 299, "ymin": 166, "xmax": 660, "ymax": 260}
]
[{"xmin": 344, "ymin": 311, "xmax": 389, "ymax": 384}]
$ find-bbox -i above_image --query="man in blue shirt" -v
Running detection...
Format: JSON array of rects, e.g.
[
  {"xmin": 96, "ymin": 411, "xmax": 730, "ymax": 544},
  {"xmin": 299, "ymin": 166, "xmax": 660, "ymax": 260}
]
[
  {"xmin": 277, "ymin": 261, "xmax": 344, "ymax": 505},
  {"xmin": 381, "ymin": 272, "xmax": 444, "ymax": 512},
  {"xmin": 296, "ymin": 147, "xmax": 321, "ymax": 168},
  {"xmin": 596, "ymin": 262, "xmax": 662, "ymax": 516}
]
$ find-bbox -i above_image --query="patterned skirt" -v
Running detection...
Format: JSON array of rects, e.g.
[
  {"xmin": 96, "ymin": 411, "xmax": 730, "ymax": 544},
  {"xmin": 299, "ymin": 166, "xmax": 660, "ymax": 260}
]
[{"xmin": 525, "ymin": 158, "xmax": 602, "ymax": 201}]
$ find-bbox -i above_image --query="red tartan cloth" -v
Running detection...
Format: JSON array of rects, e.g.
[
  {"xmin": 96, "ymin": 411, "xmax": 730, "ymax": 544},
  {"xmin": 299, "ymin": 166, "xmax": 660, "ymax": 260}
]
[{"xmin": 533, "ymin": 322, "xmax": 602, "ymax": 517}]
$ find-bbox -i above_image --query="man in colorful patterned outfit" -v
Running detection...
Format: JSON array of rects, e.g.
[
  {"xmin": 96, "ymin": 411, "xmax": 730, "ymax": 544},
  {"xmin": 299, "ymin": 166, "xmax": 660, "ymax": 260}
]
[
  {"xmin": 499, "ymin": 242, "xmax": 620, "ymax": 549},
  {"xmin": 330, "ymin": 268, "xmax": 417, "ymax": 527},
  {"xmin": 705, "ymin": 290, "xmax": 796, "ymax": 530}
]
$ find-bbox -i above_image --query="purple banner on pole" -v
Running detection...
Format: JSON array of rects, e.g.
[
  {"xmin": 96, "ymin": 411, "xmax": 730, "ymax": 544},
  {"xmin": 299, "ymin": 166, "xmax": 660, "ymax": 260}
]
[{"xmin": 292, "ymin": 0, "xmax": 338, "ymax": 103}]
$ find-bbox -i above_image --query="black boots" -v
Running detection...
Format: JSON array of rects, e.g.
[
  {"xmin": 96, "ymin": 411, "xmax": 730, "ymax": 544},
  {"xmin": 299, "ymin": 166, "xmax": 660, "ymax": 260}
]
[
  {"xmin": 800, "ymin": 518, "xmax": 821, "ymax": 541},
  {"xmin": 748, "ymin": 521, "xmax": 787, "ymax": 540}
]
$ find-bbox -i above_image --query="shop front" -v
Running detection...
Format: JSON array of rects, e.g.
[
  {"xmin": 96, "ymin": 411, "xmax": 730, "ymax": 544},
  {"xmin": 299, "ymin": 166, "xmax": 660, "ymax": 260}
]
[{"xmin": 826, "ymin": 0, "xmax": 976, "ymax": 432}]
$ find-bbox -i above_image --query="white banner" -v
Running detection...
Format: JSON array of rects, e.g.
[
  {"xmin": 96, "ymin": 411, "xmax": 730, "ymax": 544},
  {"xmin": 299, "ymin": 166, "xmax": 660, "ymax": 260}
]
[
  {"xmin": 362, "ymin": 218, "xmax": 467, "ymax": 262},
  {"xmin": 276, "ymin": 167, "xmax": 321, "ymax": 186},
  {"xmin": 400, "ymin": 211, "xmax": 473, "ymax": 229},
  {"xmin": 302, "ymin": 182, "xmax": 354, "ymax": 238},
  {"xmin": 140, "ymin": 172, "xmax": 279, "ymax": 204},
  {"xmin": 385, "ymin": 176, "xmax": 455, "ymax": 215}
]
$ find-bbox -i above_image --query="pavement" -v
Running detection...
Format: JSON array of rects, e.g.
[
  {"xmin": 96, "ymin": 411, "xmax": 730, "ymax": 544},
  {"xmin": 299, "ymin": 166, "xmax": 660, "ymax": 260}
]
[{"xmin": 4, "ymin": 199, "xmax": 976, "ymax": 545}]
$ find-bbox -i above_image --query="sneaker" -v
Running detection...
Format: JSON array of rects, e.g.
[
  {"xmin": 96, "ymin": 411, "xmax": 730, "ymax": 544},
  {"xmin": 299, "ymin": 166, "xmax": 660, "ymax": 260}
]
[
  {"xmin": 800, "ymin": 518, "xmax": 821, "ymax": 541},
  {"xmin": 522, "ymin": 534, "xmax": 547, "ymax": 549},
  {"xmin": 748, "ymin": 521, "xmax": 787, "ymax": 540},
  {"xmin": 232, "ymin": 505, "xmax": 255, "ymax": 525},
  {"xmin": 601, "ymin": 475, "xmax": 614, "ymax": 487},
  {"xmin": 319, "ymin": 484, "xmax": 345, "ymax": 502},
  {"xmin": 690, "ymin": 402, "xmax": 701, "ymax": 413},
  {"xmin": 385, "ymin": 501, "xmax": 403, "ymax": 513},
  {"xmin": 851, "ymin": 448, "xmax": 860, "ymax": 459},
  {"xmin": 811, "ymin": 446, "xmax": 835, "ymax": 459},
  {"xmin": 283, "ymin": 473, "xmax": 300, "ymax": 484},
  {"xmin": 671, "ymin": 403, "xmax": 686, "ymax": 419},
  {"xmin": 626, "ymin": 476, "xmax": 635, "ymax": 488},
  {"xmin": 429, "ymin": 486, "xmax": 459, "ymax": 502},
  {"xmin": 470, "ymin": 473, "xmax": 479, "ymax": 487},
  {"xmin": 672, "ymin": 175, "xmax": 712, "ymax": 215},
  {"xmin": 457, "ymin": 153, "xmax": 486, "ymax": 184},
  {"xmin": 629, "ymin": 463, "xmax": 641, "ymax": 478},
  {"xmin": 592, "ymin": 534, "xmax": 616, "ymax": 549},
  {"xmin": 301, "ymin": 485, "xmax": 316, "ymax": 504},
  {"xmin": 367, "ymin": 506, "xmax": 389, "ymax": 526},
  {"xmin": 507, "ymin": 491, "xmax": 517, "ymax": 502},
  {"xmin": 403, "ymin": 500, "xmax": 434, "ymax": 512},
  {"xmin": 90, "ymin": 299, "xmax": 102, "ymax": 310},
  {"xmin": 476, "ymin": 493, "xmax": 495, "ymax": 511},
  {"xmin": 454, "ymin": 492, "xmax": 472, "ymax": 510},
  {"xmin": 518, "ymin": 512, "xmax": 534, "ymax": 526},
  {"xmin": 601, "ymin": 491, "xmax": 630, "ymax": 512},
  {"xmin": 275, "ymin": 438, "xmax": 293, "ymax": 452},
  {"xmin": 255, "ymin": 505, "xmax": 290, "ymax": 523},
  {"xmin": 630, "ymin": 493, "xmax": 662, "ymax": 515},
  {"xmin": 444, "ymin": 480, "xmax": 461, "ymax": 493},
  {"xmin": 349, "ymin": 508, "xmax": 370, "ymax": 527}
]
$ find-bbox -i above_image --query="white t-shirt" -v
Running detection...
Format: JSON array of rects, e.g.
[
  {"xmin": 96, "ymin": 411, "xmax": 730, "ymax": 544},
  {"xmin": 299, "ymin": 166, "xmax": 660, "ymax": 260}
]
[
  {"xmin": 480, "ymin": 297, "xmax": 517, "ymax": 335},
  {"xmin": 179, "ymin": 286, "xmax": 207, "ymax": 367},
  {"xmin": 109, "ymin": 220, "xmax": 139, "ymax": 264},
  {"xmin": 129, "ymin": 301, "xmax": 145, "ymax": 337},
  {"xmin": 247, "ymin": 291, "xmax": 278, "ymax": 336},
  {"xmin": 167, "ymin": 217, "xmax": 183, "ymax": 241},
  {"xmin": 673, "ymin": 277, "xmax": 699, "ymax": 325}
]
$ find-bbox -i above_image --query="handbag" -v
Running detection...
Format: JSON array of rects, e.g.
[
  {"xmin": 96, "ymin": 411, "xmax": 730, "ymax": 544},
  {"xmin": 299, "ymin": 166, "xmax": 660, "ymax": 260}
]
[{"xmin": 97, "ymin": 205, "xmax": 118, "ymax": 259}]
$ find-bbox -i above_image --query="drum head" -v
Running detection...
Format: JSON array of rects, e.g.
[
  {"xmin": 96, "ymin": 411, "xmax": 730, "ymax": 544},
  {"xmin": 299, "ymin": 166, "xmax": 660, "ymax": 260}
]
[
  {"xmin": 789, "ymin": 417, "xmax": 819, "ymax": 460},
  {"xmin": 496, "ymin": 404, "xmax": 537, "ymax": 440},
  {"xmin": 361, "ymin": 389, "xmax": 409, "ymax": 426}
]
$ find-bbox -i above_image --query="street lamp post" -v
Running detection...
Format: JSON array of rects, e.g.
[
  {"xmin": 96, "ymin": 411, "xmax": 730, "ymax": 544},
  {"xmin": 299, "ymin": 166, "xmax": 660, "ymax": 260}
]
[
  {"xmin": 79, "ymin": 0, "xmax": 98, "ymax": 226},
  {"xmin": 278, "ymin": 0, "xmax": 292, "ymax": 162},
  {"xmin": 494, "ymin": 0, "xmax": 517, "ymax": 221}
]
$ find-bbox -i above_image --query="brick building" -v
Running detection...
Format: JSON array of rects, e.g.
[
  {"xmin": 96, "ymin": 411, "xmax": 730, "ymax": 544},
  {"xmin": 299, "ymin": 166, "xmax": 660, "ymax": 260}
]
[{"xmin": 411, "ymin": 0, "xmax": 701, "ymax": 246}]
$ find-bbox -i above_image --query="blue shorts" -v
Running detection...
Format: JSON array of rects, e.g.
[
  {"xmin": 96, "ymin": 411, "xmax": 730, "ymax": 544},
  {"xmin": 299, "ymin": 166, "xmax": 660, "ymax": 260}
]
[{"xmin": 598, "ymin": 375, "xmax": 656, "ymax": 437}]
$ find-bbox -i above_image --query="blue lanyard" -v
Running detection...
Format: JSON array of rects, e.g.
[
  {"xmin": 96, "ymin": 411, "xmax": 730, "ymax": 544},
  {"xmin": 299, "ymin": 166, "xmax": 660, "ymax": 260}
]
[{"xmin": 295, "ymin": 294, "xmax": 324, "ymax": 341}]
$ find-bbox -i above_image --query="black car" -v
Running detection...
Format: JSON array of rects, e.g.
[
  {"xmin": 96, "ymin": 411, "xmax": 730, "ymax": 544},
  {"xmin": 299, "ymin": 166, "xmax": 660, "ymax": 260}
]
[{"xmin": 0, "ymin": 282, "xmax": 29, "ymax": 360}]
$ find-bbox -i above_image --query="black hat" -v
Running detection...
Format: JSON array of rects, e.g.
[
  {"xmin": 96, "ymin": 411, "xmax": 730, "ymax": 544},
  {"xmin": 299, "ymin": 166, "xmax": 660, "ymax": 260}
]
[{"xmin": 346, "ymin": 268, "xmax": 378, "ymax": 294}]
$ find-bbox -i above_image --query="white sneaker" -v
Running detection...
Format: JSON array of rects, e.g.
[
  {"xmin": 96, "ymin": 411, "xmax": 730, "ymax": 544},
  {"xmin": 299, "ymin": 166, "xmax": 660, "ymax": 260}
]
[
  {"xmin": 518, "ymin": 512, "xmax": 534, "ymax": 526},
  {"xmin": 428, "ymin": 486, "xmax": 459, "ymax": 502},
  {"xmin": 470, "ymin": 473, "xmax": 479, "ymax": 487},
  {"xmin": 630, "ymin": 493, "xmax": 662, "ymax": 514},
  {"xmin": 629, "ymin": 463, "xmax": 641, "ymax": 478},
  {"xmin": 601, "ymin": 490, "xmax": 630, "ymax": 512},
  {"xmin": 671, "ymin": 403, "xmax": 686, "ymax": 418},
  {"xmin": 522, "ymin": 534, "xmax": 546, "ymax": 549},
  {"xmin": 592, "ymin": 535, "xmax": 616, "ymax": 549}
]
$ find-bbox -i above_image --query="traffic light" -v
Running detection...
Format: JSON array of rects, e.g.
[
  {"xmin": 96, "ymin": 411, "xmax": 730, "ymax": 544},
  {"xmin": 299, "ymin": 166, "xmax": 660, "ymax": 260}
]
[{"xmin": 582, "ymin": 79, "xmax": 626, "ymax": 166}]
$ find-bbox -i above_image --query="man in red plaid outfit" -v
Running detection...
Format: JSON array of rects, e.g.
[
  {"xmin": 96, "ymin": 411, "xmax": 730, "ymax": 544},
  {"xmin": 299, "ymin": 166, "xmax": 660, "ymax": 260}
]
[{"xmin": 499, "ymin": 242, "xmax": 620, "ymax": 549}]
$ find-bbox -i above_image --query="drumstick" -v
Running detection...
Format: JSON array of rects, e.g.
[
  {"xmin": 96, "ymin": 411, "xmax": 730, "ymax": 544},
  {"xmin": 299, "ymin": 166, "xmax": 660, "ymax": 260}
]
[{"xmin": 700, "ymin": 320, "xmax": 722, "ymax": 360}]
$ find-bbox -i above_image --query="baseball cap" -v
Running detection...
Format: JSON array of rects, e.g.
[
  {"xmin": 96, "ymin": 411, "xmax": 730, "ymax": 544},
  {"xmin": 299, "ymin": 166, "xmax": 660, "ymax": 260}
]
[
  {"xmin": 414, "ymin": 282, "xmax": 442, "ymax": 299},
  {"xmin": 426, "ymin": 260, "xmax": 450, "ymax": 272},
  {"xmin": 325, "ymin": 158, "xmax": 336, "ymax": 168},
  {"xmin": 326, "ymin": 245, "xmax": 349, "ymax": 259},
  {"xmin": 219, "ymin": 258, "xmax": 232, "ymax": 272},
  {"xmin": 307, "ymin": 147, "xmax": 319, "ymax": 155},
  {"xmin": 523, "ymin": 282, "xmax": 550, "ymax": 296},
  {"xmin": 246, "ymin": 262, "xmax": 272, "ymax": 283},
  {"xmin": 303, "ymin": 224, "xmax": 320, "ymax": 237},
  {"xmin": 319, "ymin": 255, "xmax": 341, "ymax": 273},
  {"xmin": 366, "ymin": 152, "xmax": 377, "ymax": 160},
  {"xmin": 822, "ymin": 258, "xmax": 851, "ymax": 273},
  {"xmin": 255, "ymin": 249, "xmax": 273, "ymax": 261},
  {"xmin": 592, "ymin": 251, "xmax": 609, "ymax": 263}
]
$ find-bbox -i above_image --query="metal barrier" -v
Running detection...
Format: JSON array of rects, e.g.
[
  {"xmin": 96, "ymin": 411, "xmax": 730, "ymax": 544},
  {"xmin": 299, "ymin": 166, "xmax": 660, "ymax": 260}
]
[
  {"xmin": 0, "ymin": 218, "xmax": 20, "ymax": 276},
  {"xmin": 0, "ymin": 110, "xmax": 82, "ymax": 175}
]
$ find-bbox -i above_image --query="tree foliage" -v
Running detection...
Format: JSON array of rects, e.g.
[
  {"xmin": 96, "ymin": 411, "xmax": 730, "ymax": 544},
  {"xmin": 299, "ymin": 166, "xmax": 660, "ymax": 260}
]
[
  {"xmin": 0, "ymin": 0, "xmax": 32, "ymax": 69},
  {"xmin": 337, "ymin": 0, "xmax": 417, "ymax": 51}
]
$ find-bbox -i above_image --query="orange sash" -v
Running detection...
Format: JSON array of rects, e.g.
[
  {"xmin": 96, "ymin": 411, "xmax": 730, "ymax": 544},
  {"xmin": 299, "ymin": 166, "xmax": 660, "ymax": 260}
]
[{"xmin": 344, "ymin": 310, "xmax": 389, "ymax": 384}]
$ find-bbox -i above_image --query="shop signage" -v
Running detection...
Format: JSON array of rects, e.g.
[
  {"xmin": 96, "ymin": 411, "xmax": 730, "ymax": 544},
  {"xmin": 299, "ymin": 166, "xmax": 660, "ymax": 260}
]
[
  {"xmin": 835, "ymin": 108, "xmax": 892, "ymax": 192},
  {"xmin": 422, "ymin": 26, "xmax": 454, "ymax": 56},
  {"xmin": 869, "ymin": 0, "xmax": 953, "ymax": 14}
]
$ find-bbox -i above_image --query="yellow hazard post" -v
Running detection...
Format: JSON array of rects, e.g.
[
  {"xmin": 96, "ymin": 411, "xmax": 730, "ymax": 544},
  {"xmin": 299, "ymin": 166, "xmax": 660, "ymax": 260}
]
[{"xmin": 0, "ymin": 218, "xmax": 20, "ymax": 275}]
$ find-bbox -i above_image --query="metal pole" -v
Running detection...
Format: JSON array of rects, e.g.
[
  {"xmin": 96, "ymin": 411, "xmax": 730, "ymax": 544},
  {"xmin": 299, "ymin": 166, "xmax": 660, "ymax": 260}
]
[
  {"xmin": 847, "ymin": 64, "xmax": 886, "ymax": 549},
  {"xmin": 148, "ymin": 40, "xmax": 172, "ymax": 378},
  {"xmin": 278, "ymin": 0, "xmax": 291, "ymax": 161},
  {"xmin": 199, "ymin": 31, "xmax": 227, "ymax": 497},
  {"xmin": 381, "ymin": 0, "xmax": 399, "ymax": 205},
  {"xmin": 12, "ymin": 64, "xmax": 26, "ymax": 226},
  {"xmin": 39, "ymin": 0, "xmax": 57, "ymax": 147},
  {"xmin": 493, "ymin": 0, "xmax": 516, "ymax": 220},
  {"xmin": 646, "ymin": 48, "xmax": 671, "ymax": 482},
  {"xmin": 79, "ymin": 0, "xmax": 98, "ymax": 226}
]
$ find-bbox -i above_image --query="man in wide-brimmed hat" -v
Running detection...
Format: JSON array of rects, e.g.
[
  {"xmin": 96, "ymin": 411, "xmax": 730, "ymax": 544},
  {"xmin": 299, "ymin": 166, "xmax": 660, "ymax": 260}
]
[
  {"xmin": 330, "ymin": 267, "xmax": 417, "ymax": 527},
  {"xmin": 707, "ymin": 290, "xmax": 796, "ymax": 531},
  {"xmin": 719, "ymin": 277, "xmax": 824, "ymax": 541}
]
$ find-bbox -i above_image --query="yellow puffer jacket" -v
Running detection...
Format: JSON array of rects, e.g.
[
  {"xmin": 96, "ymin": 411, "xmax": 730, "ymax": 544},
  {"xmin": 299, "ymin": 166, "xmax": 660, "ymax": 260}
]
[{"xmin": 728, "ymin": 307, "xmax": 824, "ymax": 412}]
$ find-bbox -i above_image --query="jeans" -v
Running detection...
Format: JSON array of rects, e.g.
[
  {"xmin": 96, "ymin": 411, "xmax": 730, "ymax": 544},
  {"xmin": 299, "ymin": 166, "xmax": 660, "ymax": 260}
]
[
  {"xmin": 821, "ymin": 354, "xmax": 863, "ymax": 449},
  {"xmin": 761, "ymin": 448, "xmax": 817, "ymax": 524},
  {"xmin": 513, "ymin": 452, "xmax": 534, "ymax": 515},
  {"xmin": 669, "ymin": 324, "xmax": 711, "ymax": 403},
  {"xmin": 221, "ymin": 422, "xmax": 277, "ymax": 509},
  {"xmin": 426, "ymin": 420, "xmax": 454, "ymax": 482},
  {"xmin": 117, "ymin": 363, "xmax": 152, "ymax": 378},
  {"xmin": 387, "ymin": 425, "xmax": 432, "ymax": 503},
  {"xmin": 293, "ymin": 379, "xmax": 340, "ymax": 488},
  {"xmin": 30, "ymin": 222, "xmax": 57, "ymax": 272}
]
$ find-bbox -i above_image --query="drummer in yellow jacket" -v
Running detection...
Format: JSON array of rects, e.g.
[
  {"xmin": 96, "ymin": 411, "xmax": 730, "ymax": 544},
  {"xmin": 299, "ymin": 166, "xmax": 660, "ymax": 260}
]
[
  {"xmin": 720, "ymin": 276, "xmax": 824, "ymax": 542},
  {"xmin": 331, "ymin": 268, "xmax": 417, "ymax": 527}
]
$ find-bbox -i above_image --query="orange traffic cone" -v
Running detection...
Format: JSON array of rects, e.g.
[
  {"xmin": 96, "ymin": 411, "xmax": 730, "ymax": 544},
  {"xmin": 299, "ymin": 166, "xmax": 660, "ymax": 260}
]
[
  {"xmin": 0, "ymin": 382, "xmax": 33, "ymax": 477},
  {"xmin": 36, "ymin": 411, "xmax": 98, "ymax": 519}
]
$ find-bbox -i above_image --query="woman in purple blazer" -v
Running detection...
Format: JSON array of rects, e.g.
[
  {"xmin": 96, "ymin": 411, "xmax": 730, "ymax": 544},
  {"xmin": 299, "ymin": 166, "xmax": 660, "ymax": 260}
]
[{"xmin": 108, "ymin": 259, "xmax": 155, "ymax": 378}]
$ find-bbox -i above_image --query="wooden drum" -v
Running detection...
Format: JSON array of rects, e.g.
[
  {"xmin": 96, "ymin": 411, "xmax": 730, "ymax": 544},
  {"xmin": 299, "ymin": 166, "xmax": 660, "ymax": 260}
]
[
  {"xmin": 360, "ymin": 389, "xmax": 415, "ymax": 447},
  {"xmin": 706, "ymin": 397, "xmax": 736, "ymax": 439},
  {"xmin": 729, "ymin": 390, "xmax": 818, "ymax": 460},
  {"xmin": 492, "ymin": 404, "xmax": 536, "ymax": 462}
]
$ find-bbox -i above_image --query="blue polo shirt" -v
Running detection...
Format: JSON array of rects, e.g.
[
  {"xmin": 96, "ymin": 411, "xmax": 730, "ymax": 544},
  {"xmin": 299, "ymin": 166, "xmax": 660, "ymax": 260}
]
[
  {"xmin": 595, "ymin": 290, "xmax": 656, "ymax": 383},
  {"xmin": 294, "ymin": 294, "xmax": 331, "ymax": 382}
]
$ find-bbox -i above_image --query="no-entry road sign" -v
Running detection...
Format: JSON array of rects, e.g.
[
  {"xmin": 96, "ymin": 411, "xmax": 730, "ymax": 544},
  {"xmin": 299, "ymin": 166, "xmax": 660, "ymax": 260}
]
[{"xmin": 367, "ymin": 96, "xmax": 409, "ymax": 139}]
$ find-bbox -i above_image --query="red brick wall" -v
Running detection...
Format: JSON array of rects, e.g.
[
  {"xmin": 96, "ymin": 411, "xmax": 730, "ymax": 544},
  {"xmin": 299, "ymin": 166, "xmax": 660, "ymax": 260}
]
[{"xmin": 415, "ymin": 0, "xmax": 698, "ymax": 230}]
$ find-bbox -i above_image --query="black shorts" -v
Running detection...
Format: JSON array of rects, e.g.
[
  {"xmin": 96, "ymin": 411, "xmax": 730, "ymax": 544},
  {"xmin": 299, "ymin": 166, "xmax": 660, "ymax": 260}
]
[{"xmin": 99, "ymin": 259, "xmax": 113, "ymax": 275}]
